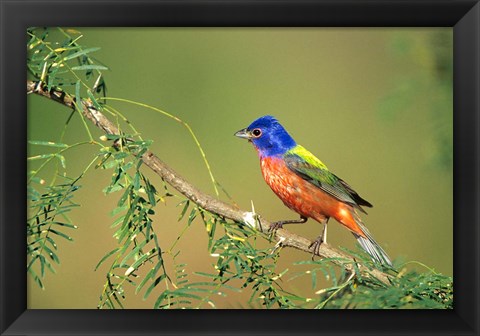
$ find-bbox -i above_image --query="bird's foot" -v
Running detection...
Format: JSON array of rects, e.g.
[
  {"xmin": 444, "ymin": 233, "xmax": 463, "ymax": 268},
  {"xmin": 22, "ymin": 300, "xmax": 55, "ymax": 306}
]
[
  {"xmin": 309, "ymin": 220, "xmax": 328, "ymax": 260},
  {"xmin": 269, "ymin": 216, "xmax": 308, "ymax": 232},
  {"xmin": 309, "ymin": 235, "xmax": 326, "ymax": 260},
  {"xmin": 269, "ymin": 221, "xmax": 284, "ymax": 232}
]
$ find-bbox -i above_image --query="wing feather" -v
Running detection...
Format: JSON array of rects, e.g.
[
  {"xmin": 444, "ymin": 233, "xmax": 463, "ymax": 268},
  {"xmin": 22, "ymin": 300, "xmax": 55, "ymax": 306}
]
[{"xmin": 284, "ymin": 146, "xmax": 372, "ymax": 211}]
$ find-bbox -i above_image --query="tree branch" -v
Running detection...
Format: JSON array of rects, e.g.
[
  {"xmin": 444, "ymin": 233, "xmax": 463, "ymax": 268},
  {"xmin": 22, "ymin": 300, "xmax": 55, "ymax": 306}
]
[{"xmin": 27, "ymin": 79, "xmax": 393, "ymax": 286}]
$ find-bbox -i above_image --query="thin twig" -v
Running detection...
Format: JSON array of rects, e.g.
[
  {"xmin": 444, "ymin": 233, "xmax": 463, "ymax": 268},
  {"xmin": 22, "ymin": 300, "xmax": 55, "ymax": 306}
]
[{"xmin": 27, "ymin": 79, "xmax": 393, "ymax": 286}]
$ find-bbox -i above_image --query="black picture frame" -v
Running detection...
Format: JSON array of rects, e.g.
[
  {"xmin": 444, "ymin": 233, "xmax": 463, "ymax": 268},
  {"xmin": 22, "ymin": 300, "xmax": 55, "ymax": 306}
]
[{"xmin": 1, "ymin": 0, "xmax": 479, "ymax": 335}]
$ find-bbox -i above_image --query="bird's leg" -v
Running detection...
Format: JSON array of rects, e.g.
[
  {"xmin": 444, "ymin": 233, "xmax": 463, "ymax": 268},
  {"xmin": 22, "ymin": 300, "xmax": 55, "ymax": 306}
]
[
  {"xmin": 269, "ymin": 215, "xmax": 308, "ymax": 232},
  {"xmin": 309, "ymin": 219, "xmax": 329, "ymax": 258},
  {"xmin": 321, "ymin": 220, "xmax": 328, "ymax": 244}
]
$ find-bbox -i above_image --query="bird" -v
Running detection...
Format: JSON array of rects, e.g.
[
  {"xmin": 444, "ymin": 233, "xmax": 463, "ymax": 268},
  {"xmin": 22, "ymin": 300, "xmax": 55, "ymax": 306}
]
[{"xmin": 234, "ymin": 115, "xmax": 392, "ymax": 267}]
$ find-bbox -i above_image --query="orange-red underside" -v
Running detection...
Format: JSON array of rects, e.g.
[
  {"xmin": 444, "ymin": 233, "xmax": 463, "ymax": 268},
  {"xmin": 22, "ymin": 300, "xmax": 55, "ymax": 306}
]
[{"xmin": 260, "ymin": 156, "xmax": 366, "ymax": 237}]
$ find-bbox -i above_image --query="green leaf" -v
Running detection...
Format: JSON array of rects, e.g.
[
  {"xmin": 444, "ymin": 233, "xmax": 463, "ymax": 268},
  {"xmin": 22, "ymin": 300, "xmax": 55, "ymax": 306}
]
[
  {"xmin": 127, "ymin": 248, "xmax": 156, "ymax": 274},
  {"xmin": 110, "ymin": 215, "xmax": 125, "ymax": 228},
  {"xmin": 105, "ymin": 133, "xmax": 122, "ymax": 141},
  {"xmin": 110, "ymin": 205, "xmax": 128, "ymax": 216},
  {"xmin": 194, "ymin": 272, "xmax": 217, "ymax": 279},
  {"xmin": 120, "ymin": 239, "xmax": 149, "ymax": 267},
  {"xmin": 133, "ymin": 172, "xmax": 141, "ymax": 190},
  {"xmin": 117, "ymin": 185, "xmax": 132, "ymax": 207},
  {"xmin": 49, "ymin": 221, "xmax": 77, "ymax": 229},
  {"xmin": 136, "ymin": 261, "xmax": 163, "ymax": 295},
  {"xmin": 153, "ymin": 290, "xmax": 170, "ymax": 309},
  {"xmin": 28, "ymin": 267, "xmax": 45, "ymax": 290},
  {"xmin": 102, "ymin": 159, "xmax": 119, "ymax": 170},
  {"xmin": 39, "ymin": 253, "xmax": 56, "ymax": 275},
  {"xmin": 95, "ymin": 153, "xmax": 111, "ymax": 169},
  {"xmin": 28, "ymin": 153, "xmax": 56, "ymax": 161},
  {"xmin": 177, "ymin": 200, "xmax": 189, "ymax": 221},
  {"xmin": 49, "ymin": 229, "xmax": 73, "ymax": 241},
  {"xmin": 103, "ymin": 183, "xmax": 124, "ymax": 194},
  {"xmin": 94, "ymin": 248, "xmax": 120, "ymax": 271},
  {"xmin": 87, "ymin": 90, "xmax": 102, "ymax": 110},
  {"xmin": 75, "ymin": 80, "xmax": 82, "ymax": 112},
  {"xmin": 113, "ymin": 152, "xmax": 129, "ymax": 160},
  {"xmin": 144, "ymin": 274, "xmax": 167, "ymax": 300},
  {"xmin": 121, "ymin": 162, "xmax": 134, "ymax": 172},
  {"xmin": 71, "ymin": 64, "xmax": 108, "ymax": 71},
  {"xmin": 63, "ymin": 47, "xmax": 101, "ymax": 61},
  {"xmin": 56, "ymin": 154, "xmax": 66, "ymax": 169},
  {"xmin": 142, "ymin": 176, "xmax": 157, "ymax": 206},
  {"xmin": 40, "ymin": 242, "xmax": 60, "ymax": 264},
  {"xmin": 169, "ymin": 290, "xmax": 202, "ymax": 301},
  {"xmin": 188, "ymin": 208, "xmax": 197, "ymax": 226},
  {"xmin": 28, "ymin": 140, "xmax": 68, "ymax": 148},
  {"xmin": 44, "ymin": 236, "xmax": 58, "ymax": 250},
  {"xmin": 110, "ymin": 287, "xmax": 125, "ymax": 309}
]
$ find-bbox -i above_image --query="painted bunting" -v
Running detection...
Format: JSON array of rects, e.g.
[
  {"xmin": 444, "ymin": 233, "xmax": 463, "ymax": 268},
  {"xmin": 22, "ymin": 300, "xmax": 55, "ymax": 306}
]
[{"xmin": 235, "ymin": 115, "xmax": 392, "ymax": 266}]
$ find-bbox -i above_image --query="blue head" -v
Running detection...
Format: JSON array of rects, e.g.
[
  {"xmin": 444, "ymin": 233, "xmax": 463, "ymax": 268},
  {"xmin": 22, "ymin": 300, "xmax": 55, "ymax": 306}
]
[{"xmin": 234, "ymin": 115, "xmax": 297, "ymax": 157}]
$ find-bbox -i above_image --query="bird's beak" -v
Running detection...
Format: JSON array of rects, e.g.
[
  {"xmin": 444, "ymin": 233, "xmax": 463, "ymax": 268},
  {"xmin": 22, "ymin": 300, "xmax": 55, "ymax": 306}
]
[{"xmin": 234, "ymin": 128, "xmax": 252, "ymax": 140}]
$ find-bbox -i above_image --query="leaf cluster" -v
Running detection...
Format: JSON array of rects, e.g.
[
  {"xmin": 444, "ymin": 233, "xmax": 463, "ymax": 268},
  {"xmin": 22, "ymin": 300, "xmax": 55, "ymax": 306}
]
[
  {"xmin": 27, "ymin": 27, "xmax": 107, "ymax": 95},
  {"xmin": 318, "ymin": 266, "xmax": 453, "ymax": 309},
  {"xmin": 27, "ymin": 177, "xmax": 80, "ymax": 289},
  {"xmin": 95, "ymin": 134, "xmax": 167, "ymax": 309}
]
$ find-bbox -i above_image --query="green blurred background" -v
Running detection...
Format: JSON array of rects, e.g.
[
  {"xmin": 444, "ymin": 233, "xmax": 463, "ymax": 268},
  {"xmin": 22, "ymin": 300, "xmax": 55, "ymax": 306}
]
[{"xmin": 28, "ymin": 28, "xmax": 452, "ymax": 308}]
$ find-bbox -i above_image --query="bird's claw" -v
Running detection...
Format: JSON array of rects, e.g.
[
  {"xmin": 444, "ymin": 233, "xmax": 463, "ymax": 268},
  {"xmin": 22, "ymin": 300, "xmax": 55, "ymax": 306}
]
[
  {"xmin": 269, "ymin": 216, "xmax": 307, "ymax": 233},
  {"xmin": 309, "ymin": 236, "xmax": 325, "ymax": 260},
  {"xmin": 268, "ymin": 221, "xmax": 283, "ymax": 232}
]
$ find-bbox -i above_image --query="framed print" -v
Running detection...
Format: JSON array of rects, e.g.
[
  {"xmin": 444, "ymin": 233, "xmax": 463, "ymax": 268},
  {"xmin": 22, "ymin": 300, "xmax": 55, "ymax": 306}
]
[{"xmin": 1, "ymin": 0, "xmax": 479, "ymax": 335}]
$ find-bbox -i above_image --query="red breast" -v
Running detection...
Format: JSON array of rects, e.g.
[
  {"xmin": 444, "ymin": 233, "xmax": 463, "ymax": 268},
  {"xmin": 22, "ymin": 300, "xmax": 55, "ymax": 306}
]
[{"xmin": 260, "ymin": 156, "xmax": 365, "ymax": 237}]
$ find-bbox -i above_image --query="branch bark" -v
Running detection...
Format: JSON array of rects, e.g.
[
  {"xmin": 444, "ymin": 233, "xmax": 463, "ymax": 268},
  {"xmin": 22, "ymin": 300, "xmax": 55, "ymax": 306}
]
[{"xmin": 27, "ymin": 80, "xmax": 393, "ymax": 286}]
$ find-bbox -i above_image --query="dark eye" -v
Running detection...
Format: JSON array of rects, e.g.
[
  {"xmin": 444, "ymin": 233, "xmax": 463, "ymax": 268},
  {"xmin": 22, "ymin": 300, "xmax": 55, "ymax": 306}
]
[{"xmin": 252, "ymin": 128, "xmax": 262, "ymax": 137}]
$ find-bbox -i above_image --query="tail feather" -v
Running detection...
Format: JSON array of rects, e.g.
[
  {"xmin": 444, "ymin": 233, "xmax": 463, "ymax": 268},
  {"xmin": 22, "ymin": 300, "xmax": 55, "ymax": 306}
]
[
  {"xmin": 352, "ymin": 218, "xmax": 392, "ymax": 267},
  {"xmin": 354, "ymin": 233, "xmax": 392, "ymax": 267}
]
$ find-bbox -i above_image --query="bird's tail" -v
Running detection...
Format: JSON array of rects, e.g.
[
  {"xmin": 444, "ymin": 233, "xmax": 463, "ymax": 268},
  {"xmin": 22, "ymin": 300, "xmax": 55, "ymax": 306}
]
[{"xmin": 351, "ymin": 215, "xmax": 393, "ymax": 267}]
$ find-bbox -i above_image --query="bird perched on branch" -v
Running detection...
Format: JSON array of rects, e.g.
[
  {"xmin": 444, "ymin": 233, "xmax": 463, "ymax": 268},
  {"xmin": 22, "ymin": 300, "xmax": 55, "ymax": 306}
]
[{"xmin": 235, "ymin": 115, "xmax": 392, "ymax": 267}]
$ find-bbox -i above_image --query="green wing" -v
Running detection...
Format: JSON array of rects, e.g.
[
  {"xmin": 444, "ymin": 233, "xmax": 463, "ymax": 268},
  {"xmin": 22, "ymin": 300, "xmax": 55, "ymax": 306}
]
[{"xmin": 283, "ymin": 145, "xmax": 372, "ymax": 211}]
